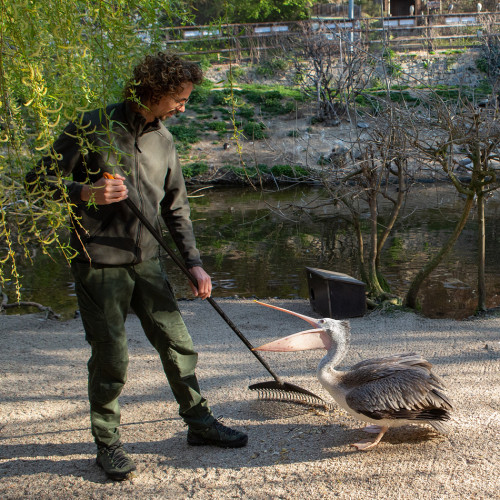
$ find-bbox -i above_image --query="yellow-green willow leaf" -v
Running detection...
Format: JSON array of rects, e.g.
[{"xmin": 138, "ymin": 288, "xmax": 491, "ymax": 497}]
[
  {"xmin": 24, "ymin": 98, "xmax": 35, "ymax": 106},
  {"xmin": 41, "ymin": 234, "xmax": 57, "ymax": 244},
  {"xmin": 46, "ymin": 103, "xmax": 63, "ymax": 114},
  {"xmin": 34, "ymin": 142, "xmax": 51, "ymax": 151},
  {"xmin": 47, "ymin": 115, "xmax": 61, "ymax": 128}
]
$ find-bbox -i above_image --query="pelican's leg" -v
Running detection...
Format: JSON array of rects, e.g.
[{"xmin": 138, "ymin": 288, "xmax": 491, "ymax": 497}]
[
  {"xmin": 351, "ymin": 426, "xmax": 389, "ymax": 451},
  {"xmin": 361, "ymin": 425, "xmax": 383, "ymax": 434}
]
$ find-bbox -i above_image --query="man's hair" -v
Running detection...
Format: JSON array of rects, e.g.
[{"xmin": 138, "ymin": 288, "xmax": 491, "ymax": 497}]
[{"xmin": 124, "ymin": 52, "xmax": 203, "ymax": 105}]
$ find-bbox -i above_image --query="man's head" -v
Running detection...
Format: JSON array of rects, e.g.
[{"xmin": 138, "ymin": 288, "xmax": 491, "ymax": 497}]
[{"xmin": 124, "ymin": 52, "xmax": 203, "ymax": 122}]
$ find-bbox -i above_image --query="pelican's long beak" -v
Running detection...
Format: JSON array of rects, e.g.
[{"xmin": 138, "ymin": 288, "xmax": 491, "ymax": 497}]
[{"xmin": 253, "ymin": 301, "xmax": 330, "ymax": 352}]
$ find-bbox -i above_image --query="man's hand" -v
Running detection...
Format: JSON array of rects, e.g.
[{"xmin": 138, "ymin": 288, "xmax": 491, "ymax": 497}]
[
  {"xmin": 188, "ymin": 266, "xmax": 212, "ymax": 299},
  {"xmin": 81, "ymin": 174, "xmax": 128, "ymax": 204}
]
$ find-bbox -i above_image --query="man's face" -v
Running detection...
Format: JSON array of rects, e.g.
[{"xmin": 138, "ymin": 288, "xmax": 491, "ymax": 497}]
[{"xmin": 142, "ymin": 81, "xmax": 193, "ymax": 123}]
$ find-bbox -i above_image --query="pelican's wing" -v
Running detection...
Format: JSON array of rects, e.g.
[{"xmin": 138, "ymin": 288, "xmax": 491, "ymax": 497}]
[{"xmin": 342, "ymin": 353, "xmax": 452, "ymax": 422}]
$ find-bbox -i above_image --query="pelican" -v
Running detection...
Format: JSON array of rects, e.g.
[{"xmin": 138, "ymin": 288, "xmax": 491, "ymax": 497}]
[{"xmin": 254, "ymin": 301, "xmax": 452, "ymax": 451}]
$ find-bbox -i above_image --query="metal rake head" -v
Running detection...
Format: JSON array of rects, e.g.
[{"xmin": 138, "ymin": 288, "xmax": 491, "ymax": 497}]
[{"xmin": 249, "ymin": 380, "xmax": 334, "ymax": 410}]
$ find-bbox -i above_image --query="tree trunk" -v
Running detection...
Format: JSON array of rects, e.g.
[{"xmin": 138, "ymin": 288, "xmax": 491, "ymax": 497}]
[
  {"xmin": 352, "ymin": 215, "xmax": 368, "ymax": 285},
  {"xmin": 477, "ymin": 190, "xmax": 487, "ymax": 312},
  {"xmin": 376, "ymin": 164, "xmax": 405, "ymax": 268},
  {"xmin": 404, "ymin": 194, "xmax": 475, "ymax": 309},
  {"xmin": 368, "ymin": 191, "xmax": 384, "ymax": 295}
]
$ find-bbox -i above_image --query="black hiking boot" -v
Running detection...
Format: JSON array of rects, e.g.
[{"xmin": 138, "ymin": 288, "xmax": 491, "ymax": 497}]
[
  {"xmin": 96, "ymin": 441, "xmax": 137, "ymax": 481},
  {"xmin": 187, "ymin": 418, "xmax": 248, "ymax": 448}
]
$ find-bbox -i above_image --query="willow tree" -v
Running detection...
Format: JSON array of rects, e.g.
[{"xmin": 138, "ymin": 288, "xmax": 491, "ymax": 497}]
[{"xmin": 0, "ymin": 0, "xmax": 189, "ymax": 300}]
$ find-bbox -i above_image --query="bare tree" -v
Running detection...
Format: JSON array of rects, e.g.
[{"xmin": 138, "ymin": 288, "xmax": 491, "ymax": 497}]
[
  {"xmin": 287, "ymin": 22, "xmax": 375, "ymax": 125},
  {"xmin": 316, "ymin": 104, "xmax": 415, "ymax": 303},
  {"xmin": 404, "ymin": 92, "xmax": 500, "ymax": 311}
]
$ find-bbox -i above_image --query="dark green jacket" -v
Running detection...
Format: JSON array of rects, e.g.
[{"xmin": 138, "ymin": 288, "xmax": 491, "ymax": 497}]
[{"xmin": 27, "ymin": 102, "xmax": 202, "ymax": 268}]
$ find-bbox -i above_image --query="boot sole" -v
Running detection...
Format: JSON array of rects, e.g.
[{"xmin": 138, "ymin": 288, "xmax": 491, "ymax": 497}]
[{"xmin": 96, "ymin": 459, "xmax": 137, "ymax": 481}]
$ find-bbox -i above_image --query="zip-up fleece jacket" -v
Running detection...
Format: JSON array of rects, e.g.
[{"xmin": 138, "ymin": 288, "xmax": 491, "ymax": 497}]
[{"xmin": 26, "ymin": 101, "xmax": 202, "ymax": 268}]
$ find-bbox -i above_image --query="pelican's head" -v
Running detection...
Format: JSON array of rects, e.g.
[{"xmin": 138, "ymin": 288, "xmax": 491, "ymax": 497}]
[{"xmin": 253, "ymin": 301, "xmax": 350, "ymax": 352}]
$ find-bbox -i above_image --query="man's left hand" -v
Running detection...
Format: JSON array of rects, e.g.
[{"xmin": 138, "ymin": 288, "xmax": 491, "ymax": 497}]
[{"xmin": 188, "ymin": 266, "xmax": 212, "ymax": 299}]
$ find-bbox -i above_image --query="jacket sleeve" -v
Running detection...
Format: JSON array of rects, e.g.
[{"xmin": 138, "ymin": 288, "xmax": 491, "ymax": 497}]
[
  {"xmin": 160, "ymin": 150, "xmax": 203, "ymax": 269},
  {"xmin": 25, "ymin": 120, "xmax": 88, "ymax": 204}
]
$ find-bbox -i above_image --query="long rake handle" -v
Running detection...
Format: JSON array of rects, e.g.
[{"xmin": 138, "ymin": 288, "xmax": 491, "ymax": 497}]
[{"xmin": 122, "ymin": 196, "xmax": 284, "ymax": 385}]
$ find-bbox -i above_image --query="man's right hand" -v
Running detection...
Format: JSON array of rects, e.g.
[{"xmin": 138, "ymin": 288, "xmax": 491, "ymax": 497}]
[{"xmin": 80, "ymin": 174, "xmax": 128, "ymax": 204}]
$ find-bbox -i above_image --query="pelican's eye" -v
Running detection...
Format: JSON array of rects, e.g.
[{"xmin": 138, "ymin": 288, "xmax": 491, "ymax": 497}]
[{"xmin": 318, "ymin": 319, "xmax": 326, "ymax": 325}]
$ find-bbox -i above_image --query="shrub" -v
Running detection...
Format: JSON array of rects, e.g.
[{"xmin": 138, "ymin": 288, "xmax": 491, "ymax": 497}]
[
  {"xmin": 270, "ymin": 164, "xmax": 309, "ymax": 178},
  {"xmin": 182, "ymin": 162, "xmax": 209, "ymax": 178},
  {"xmin": 255, "ymin": 58, "xmax": 290, "ymax": 78},
  {"xmin": 189, "ymin": 80, "xmax": 213, "ymax": 104},
  {"xmin": 237, "ymin": 105, "xmax": 255, "ymax": 119},
  {"xmin": 212, "ymin": 89, "xmax": 231, "ymax": 106},
  {"xmin": 243, "ymin": 121, "xmax": 267, "ymax": 140},
  {"xmin": 476, "ymin": 57, "xmax": 489, "ymax": 73},
  {"xmin": 168, "ymin": 125, "xmax": 200, "ymax": 153},
  {"xmin": 168, "ymin": 125, "xmax": 200, "ymax": 143},
  {"xmin": 209, "ymin": 120, "xmax": 228, "ymax": 135},
  {"xmin": 228, "ymin": 66, "xmax": 245, "ymax": 82}
]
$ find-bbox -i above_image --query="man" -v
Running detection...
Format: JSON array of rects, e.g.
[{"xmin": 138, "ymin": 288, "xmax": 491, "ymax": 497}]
[{"xmin": 26, "ymin": 52, "xmax": 247, "ymax": 481}]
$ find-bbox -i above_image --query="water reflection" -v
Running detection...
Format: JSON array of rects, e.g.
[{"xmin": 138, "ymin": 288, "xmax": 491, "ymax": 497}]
[{"xmin": 5, "ymin": 183, "xmax": 500, "ymax": 320}]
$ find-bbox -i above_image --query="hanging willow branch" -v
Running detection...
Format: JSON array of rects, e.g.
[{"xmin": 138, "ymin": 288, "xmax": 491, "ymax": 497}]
[{"xmin": 0, "ymin": 0, "xmax": 188, "ymax": 301}]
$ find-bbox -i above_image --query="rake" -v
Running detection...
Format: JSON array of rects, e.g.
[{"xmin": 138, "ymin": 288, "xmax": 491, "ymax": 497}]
[{"xmin": 103, "ymin": 173, "xmax": 328, "ymax": 408}]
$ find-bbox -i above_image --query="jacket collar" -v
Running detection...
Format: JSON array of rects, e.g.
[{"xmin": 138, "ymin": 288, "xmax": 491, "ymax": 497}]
[{"xmin": 124, "ymin": 101, "xmax": 162, "ymax": 137}]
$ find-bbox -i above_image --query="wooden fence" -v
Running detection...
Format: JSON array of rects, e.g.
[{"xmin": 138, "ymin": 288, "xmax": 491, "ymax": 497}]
[{"xmin": 148, "ymin": 12, "xmax": 500, "ymax": 59}]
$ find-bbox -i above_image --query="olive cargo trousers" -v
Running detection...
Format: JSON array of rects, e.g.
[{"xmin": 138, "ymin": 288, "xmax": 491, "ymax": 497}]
[{"xmin": 72, "ymin": 258, "xmax": 214, "ymax": 447}]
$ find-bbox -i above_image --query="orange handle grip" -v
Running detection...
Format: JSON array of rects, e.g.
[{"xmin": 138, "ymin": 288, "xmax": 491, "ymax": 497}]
[{"xmin": 103, "ymin": 172, "xmax": 114, "ymax": 180}]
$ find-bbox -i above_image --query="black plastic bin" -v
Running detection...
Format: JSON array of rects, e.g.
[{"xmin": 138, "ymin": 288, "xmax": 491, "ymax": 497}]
[{"xmin": 306, "ymin": 267, "xmax": 366, "ymax": 319}]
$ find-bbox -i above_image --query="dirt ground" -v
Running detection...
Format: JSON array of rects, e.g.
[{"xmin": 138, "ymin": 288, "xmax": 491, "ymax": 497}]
[
  {"xmin": 1, "ymin": 299, "xmax": 499, "ymax": 499},
  {"xmin": 185, "ymin": 109, "xmax": 372, "ymax": 177}
]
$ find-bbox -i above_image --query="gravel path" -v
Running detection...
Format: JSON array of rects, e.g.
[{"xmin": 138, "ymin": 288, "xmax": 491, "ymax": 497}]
[{"xmin": 1, "ymin": 299, "xmax": 499, "ymax": 499}]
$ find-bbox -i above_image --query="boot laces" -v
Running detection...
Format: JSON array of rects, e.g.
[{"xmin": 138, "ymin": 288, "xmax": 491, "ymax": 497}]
[
  {"xmin": 107, "ymin": 443, "xmax": 132, "ymax": 469},
  {"xmin": 213, "ymin": 416, "xmax": 239, "ymax": 436}
]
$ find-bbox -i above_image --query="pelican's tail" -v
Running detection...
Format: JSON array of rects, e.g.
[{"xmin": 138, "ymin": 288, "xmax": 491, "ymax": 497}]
[{"xmin": 428, "ymin": 420, "xmax": 451, "ymax": 435}]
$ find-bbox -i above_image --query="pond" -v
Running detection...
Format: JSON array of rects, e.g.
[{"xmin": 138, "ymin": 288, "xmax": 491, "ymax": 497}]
[{"xmin": 6, "ymin": 182, "xmax": 500, "ymax": 320}]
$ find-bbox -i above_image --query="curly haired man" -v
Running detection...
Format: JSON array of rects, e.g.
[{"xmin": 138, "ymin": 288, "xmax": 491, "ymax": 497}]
[{"xmin": 26, "ymin": 52, "xmax": 248, "ymax": 481}]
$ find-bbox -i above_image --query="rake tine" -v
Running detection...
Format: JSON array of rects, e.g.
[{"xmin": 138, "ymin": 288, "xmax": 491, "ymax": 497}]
[{"xmin": 249, "ymin": 380, "xmax": 334, "ymax": 410}]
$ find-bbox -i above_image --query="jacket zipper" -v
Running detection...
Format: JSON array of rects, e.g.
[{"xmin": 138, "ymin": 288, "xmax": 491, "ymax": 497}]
[{"xmin": 133, "ymin": 127, "xmax": 143, "ymax": 263}]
